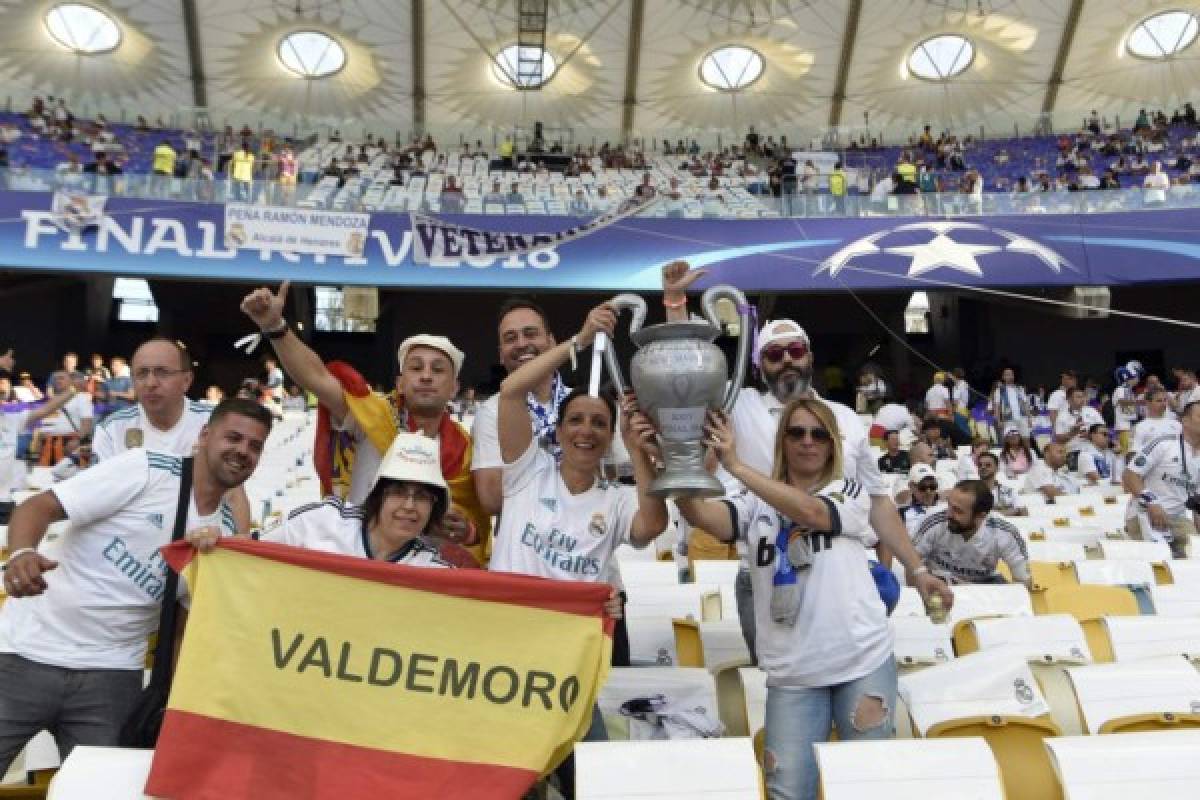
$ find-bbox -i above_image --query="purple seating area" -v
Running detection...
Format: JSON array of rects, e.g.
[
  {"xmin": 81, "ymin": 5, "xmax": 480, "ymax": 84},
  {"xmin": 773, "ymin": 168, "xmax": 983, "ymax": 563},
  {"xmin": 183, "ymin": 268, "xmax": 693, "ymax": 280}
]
[
  {"xmin": 0, "ymin": 111, "xmax": 214, "ymax": 174},
  {"xmin": 842, "ymin": 122, "xmax": 1200, "ymax": 191}
]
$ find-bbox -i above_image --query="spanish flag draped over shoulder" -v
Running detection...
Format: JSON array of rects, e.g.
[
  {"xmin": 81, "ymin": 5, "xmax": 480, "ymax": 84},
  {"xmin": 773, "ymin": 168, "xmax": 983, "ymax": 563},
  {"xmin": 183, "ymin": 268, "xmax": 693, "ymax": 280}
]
[
  {"xmin": 313, "ymin": 361, "xmax": 491, "ymax": 565},
  {"xmin": 145, "ymin": 540, "xmax": 613, "ymax": 800}
]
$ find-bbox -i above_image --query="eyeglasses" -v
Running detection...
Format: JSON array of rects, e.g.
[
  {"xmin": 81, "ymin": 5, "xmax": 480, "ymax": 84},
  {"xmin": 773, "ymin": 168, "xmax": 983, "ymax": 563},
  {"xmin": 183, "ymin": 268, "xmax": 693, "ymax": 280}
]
[
  {"xmin": 760, "ymin": 342, "xmax": 810, "ymax": 363},
  {"xmin": 916, "ymin": 482, "xmax": 939, "ymax": 492},
  {"xmin": 383, "ymin": 484, "xmax": 438, "ymax": 506},
  {"xmin": 133, "ymin": 367, "xmax": 189, "ymax": 383},
  {"xmin": 784, "ymin": 425, "xmax": 831, "ymax": 443}
]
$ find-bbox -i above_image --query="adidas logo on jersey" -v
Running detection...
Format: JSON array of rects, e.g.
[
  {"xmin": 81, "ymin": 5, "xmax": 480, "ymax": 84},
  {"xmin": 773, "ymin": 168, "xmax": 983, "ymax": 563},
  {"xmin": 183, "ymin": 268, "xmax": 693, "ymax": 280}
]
[
  {"xmin": 540, "ymin": 498, "xmax": 557, "ymax": 512},
  {"xmin": 145, "ymin": 512, "xmax": 164, "ymax": 529}
]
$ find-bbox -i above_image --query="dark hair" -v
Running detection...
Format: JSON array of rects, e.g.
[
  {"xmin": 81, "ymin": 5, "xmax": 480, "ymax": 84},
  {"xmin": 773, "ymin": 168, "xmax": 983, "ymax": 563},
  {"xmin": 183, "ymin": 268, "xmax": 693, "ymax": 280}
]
[
  {"xmin": 1088, "ymin": 423, "xmax": 1109, "ymax": 436},
  {"xmin": 362, "ymin": 478, "xmax": 447, "ymax": 535},
  {"xmin": 497, "ymin": 297, "xmax": 551, "ymax": 335},
  {"xmin": 884, "ymin": 429, "xmax": 899, "ymax": 441},
  {"xmin": 977, "ymin": 451, "xmax": 999, "ymax": 468},
  {"xmin": 1067, "ymin": 386, "xmax": 1085, "ymax": 398},
  {"xmin": 135, "ymin": 336, "xmax": 191, "ymax": 371},
  {"xmin": 557, "ymin": 387, "xmax": 617, "ymax": 431},
  {"xmin": 955, "ymin": 479, "xmax": 995, "ymax": 516},
  {"xmin": 208, "ymin": 397, "xmax": 274, "ymax": 434}
]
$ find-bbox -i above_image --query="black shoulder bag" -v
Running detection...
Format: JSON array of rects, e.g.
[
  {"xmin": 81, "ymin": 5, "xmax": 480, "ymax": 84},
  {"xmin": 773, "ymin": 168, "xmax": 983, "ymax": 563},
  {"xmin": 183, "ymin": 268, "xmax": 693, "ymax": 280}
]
[{"xmin": 119, "ymin": 455, "xmax": 193, "ymax": 748}]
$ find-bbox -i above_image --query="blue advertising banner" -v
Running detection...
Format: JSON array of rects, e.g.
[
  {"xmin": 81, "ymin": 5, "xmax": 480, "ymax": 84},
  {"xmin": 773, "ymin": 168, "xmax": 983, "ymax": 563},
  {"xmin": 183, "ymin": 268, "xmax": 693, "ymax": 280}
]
[{"xmin": 2, "ymin": 191, "xmax": 1198, "ymax": 291}]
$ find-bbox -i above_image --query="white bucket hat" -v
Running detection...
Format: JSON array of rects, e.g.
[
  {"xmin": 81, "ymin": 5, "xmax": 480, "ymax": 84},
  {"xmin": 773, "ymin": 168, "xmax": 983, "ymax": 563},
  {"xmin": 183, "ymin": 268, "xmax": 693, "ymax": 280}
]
[
  {"xmin": 373, "ymin": 433, "xmax": 449, "ymax": 516},
  {"xmin": 396, "ymin": 334, "xmax": 464, "ymax": 378}
]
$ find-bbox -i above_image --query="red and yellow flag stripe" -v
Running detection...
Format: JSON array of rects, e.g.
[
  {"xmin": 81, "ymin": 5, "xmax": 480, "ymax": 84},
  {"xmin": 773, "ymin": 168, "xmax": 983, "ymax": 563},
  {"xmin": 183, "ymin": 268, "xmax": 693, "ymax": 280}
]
[{"xmin": 145, "ymin": 539, "xmax": 613, "ymax": 800}]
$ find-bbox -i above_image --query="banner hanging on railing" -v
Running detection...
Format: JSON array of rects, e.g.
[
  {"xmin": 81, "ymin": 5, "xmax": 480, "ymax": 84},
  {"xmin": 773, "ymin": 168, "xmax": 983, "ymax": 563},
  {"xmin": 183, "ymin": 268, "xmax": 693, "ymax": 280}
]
[
  {"xmin": 7, "ymin": 190, "xmax": 1200, "ymax": 290},
  {"xmin": 50, "ymin": 190, "xmax": 106, "ymax": 234},
  {"xmin": 410, "ymin": 195, "xmax": 655, "ymax": 264},
  {"xmin": 224, "ymin": 203, "xmax": 370, "ymax": 257}
]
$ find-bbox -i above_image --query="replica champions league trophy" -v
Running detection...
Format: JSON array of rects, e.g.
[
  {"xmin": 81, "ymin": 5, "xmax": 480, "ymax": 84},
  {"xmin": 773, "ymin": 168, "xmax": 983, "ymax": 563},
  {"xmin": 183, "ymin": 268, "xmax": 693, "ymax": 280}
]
[{"xmin": 602, "ymin": 286, "xmax": 752, "ymax": 498}]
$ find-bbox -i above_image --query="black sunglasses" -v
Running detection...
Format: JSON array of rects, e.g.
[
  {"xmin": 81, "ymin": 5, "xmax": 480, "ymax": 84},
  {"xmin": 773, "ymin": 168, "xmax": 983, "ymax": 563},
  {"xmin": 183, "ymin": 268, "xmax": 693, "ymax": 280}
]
[
  {"xmin": 784, "ymin": 425, "xmax": 832, "ymax": 443},
  {"xmin": 916, "ymin": 481, "xmax": 939, "ymax": 492}
]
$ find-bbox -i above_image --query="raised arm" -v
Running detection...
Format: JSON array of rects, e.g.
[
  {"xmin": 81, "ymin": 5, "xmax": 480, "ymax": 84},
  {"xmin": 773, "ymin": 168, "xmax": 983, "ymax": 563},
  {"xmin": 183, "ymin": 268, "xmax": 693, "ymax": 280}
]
[
  {"xmin": 661, "ymin": 261, "xmax": 707, "ymax": 323},
  {"xmin": 706, "ymin": 410, "xmax": 835, "ymax": 530},
  {"xmin": 620, "ymin": 393, "xmax": 669, "ymax": 546},
  {"xmin": 497, "ymin": 303, "xmax": 615, "ymax": 464},
  {"xmin": 25, "ymin": 383, "xmax": 78, "ymax": 426},
  {"xmin": 240, "ymin": 282, "xmax": 348, "ymax": 422}
]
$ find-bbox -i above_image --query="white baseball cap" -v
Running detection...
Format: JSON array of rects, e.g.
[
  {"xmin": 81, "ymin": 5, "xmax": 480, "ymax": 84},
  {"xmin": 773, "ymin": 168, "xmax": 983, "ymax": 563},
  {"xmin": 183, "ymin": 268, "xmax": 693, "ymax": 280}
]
[
  {"xmin": 373, "ymin": 432, "xmax": 449, "ymax": 514},
  {"xmin": 756, "ymin": 318, "xmax": 810, "ymax": 357},
  {"xmin": 396, "ymin": 334, "xmax": 464, "ymax": 378},
  {"xmin": 908, "ymin": 464, "xmax": 939, "ymax": 486}
]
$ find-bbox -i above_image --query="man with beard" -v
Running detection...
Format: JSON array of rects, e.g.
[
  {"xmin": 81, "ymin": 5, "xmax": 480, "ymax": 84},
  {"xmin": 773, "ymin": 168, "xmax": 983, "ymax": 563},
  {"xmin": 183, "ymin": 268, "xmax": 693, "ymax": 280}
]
[
  {"xmin": 0, "ymin": 398, "xmax": 270, "ymax": 767},
  {"xmin": 721, "ymin": 317, "xmax": 951, "ymax": 656},
  {"xmin": 976, "ymin": 451, "xmax": 1027, "ymax": 516},
  {"xmin": 912, "ymin": 479, "xmax": 1030, "ymax": 588},
  {"xmin": 239, "ymin": 282, "xmax": 488, "ymax": 565}
]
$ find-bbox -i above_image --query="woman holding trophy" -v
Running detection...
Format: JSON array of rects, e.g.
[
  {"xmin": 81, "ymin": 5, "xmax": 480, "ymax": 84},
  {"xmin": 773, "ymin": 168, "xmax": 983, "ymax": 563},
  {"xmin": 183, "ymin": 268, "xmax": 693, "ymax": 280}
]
[
  {"xmin": 490, "ymin": 302, "xmax": 669, "ymax": 799},
  {"xmin": 491, "ymin": 301, "xmax": 669, "ymax": 584},
  {"xmin": 676, "ymin": 399, "xmax": 895, "ymax": 800}
]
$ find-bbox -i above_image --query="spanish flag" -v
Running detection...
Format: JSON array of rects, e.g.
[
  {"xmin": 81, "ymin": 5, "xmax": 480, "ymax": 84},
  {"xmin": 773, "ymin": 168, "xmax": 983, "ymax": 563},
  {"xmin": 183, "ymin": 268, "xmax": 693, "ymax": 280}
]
[{"xmin": 145, "ymin": 540, "xmax": 613, "ymax": 800}]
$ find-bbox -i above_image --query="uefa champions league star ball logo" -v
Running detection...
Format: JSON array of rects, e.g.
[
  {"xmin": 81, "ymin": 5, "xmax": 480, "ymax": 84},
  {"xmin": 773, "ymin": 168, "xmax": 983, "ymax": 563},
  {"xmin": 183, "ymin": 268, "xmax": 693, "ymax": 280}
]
[{"xmin": 816, "ymin": 221, "xmax": 1074, "ymax": 279}]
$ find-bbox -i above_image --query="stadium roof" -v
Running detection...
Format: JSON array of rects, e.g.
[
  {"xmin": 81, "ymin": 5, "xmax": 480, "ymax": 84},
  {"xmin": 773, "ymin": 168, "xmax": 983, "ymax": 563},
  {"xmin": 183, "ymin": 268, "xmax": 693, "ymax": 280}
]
[{"xmin": 2, "ymin": 0, "xmax": 1199, "ymax": 142}]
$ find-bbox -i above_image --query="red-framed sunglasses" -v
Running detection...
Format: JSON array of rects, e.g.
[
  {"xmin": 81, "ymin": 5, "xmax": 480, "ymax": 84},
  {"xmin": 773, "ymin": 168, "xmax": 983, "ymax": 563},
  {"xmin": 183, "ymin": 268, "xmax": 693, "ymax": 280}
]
[{"xmin": 760, "ymin": 342, "xmax": 810, "ymax": 363}]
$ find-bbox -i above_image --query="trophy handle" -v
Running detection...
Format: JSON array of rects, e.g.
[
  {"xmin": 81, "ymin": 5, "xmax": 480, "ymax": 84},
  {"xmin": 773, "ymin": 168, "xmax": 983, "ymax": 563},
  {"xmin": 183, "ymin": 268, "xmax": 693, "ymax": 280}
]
[
  {"xmin": 602, "ymin": 293, "xmax": 647, "ymax": 397},
  {"xmin": 701, "ymin": 285, "xmax": 752, "ymax": 415}
]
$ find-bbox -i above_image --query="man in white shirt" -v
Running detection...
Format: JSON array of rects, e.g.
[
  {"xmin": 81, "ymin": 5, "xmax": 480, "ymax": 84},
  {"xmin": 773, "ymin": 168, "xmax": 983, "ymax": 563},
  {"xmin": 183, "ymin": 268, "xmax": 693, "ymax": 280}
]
[
  {"xmin": 724, "ymin": 317, "xmax": 951, "ymax": 655},
  {"xmin": 1143, "ymin": 161, "xmax": 1170, "ymax": 206},
  {"xmin": 93, "ymin": 338, "xmax": 210, "ymax": 462},
  {"xmin": 976, "ymin": 452, "xmax": 1026, "ymax": 515},
  {"xmin": 924, "ymin": 373, "xmax": 951, "ymax": 420},
  {"xmin": 1, "ymin": 375, "xmax": 78, "ymax": 506},
  {"xmin": 1077, "ymin": 424, "xmax": 1119, "ymax": 485},
  {"xmin": 92, "ymin": 338, "xmax": 251, "ymax": 535},
  {"xmin": 471, "ymin": 298, "xmax": 569, "ymax": 517},
  {"xmin": 951, "ymin": 368, "xmax": 971, "ymax": 412},
  {"xmin": 1046, "ymin": 370, "xmax": 1077, "ymax": 429},
  {"xmin": 1053, "ymin": 387, "xmax": 1104, "ymax": 466},
  {"xmin": 913, "ymin": 480, "xmax": 1031, "ymax": 588},
  {"xmin": 1112, "ymin": 366, "xmax": 1140, "ymax": 454},
  {"xmin": 1024, "ymin": 442, "xmax": 1080, "ymax": 500},
  {"xmin": 36, "ymin": 372, "xmax": 94, "ymax": 467},
  {"xmin": 1133, "ymin": 388, "xmax": 1181, "ymax": 453},
  {"xmin": 989, "ymin": 367, "xmax": 1031, "ymax": 441},
  {"xmin": 898, "ymin": 464, "xmax": 943, "ymax": 538},
  {"xmin": 0, "ymin": 398, "xmax": 271, "ymax": 768},
  {"xmin": 1122, "ymin": 400, "xmax": 1200, "ymax": 558},
  {"xmin": 1173, "ymin": 368, "xmax": 1200, "ymax": 416}
]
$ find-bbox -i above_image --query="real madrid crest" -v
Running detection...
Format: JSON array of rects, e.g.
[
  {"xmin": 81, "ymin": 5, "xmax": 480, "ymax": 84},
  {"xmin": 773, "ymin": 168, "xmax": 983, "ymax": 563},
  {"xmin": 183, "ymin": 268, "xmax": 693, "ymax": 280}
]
[
  {"xmin": 588, "ymin": 512, "xmax": 606, "ymax": 537},
  {"xmin": 125, "ymin": 428, "xmax": 144, "ymax": 448}
]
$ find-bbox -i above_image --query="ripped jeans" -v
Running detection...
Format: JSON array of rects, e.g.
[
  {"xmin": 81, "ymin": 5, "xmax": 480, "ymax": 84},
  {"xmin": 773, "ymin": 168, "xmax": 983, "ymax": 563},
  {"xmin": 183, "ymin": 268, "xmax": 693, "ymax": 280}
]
[{"xmin": 763, "ymin": 656, "xmax": 897, "ymax": 800}]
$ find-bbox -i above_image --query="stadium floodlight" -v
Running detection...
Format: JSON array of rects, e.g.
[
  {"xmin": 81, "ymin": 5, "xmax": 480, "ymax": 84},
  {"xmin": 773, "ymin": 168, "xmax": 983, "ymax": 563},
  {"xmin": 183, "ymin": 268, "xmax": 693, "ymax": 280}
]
[
  {"xmin": 44, "ymin": 3, "xmax": 121, "ymax": 55},
  {"xmin": 492, "ymin": 45, "xmax": 557, "ymax": 89},
  {"xmin": 1127, "ymin": 10, "xmax": 1199, "ymax": 60},
  {"xmin": 907, "ymin": 34, "xmax": 974, "ymax": 81},
  {"xmin": 278, "ymin": 30, "xmax": 346, "ymax": 79},
  {"xmin": 699, "ymin": 45, "xmax": 765, "ymax": 91}
]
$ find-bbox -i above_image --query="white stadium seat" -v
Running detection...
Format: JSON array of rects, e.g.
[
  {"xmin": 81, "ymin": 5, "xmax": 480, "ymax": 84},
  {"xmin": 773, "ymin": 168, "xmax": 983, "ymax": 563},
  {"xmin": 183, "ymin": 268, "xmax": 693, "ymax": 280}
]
[
  {"xmin": 816, "ymin": 738, "xmax": 1005, "ymax": 799},
  {"xmin": 576, "ymin": 738, "xmax": 760, "ymax": 800},
  {"xmin": 1044, "ymin": 730, "xmax": 1200, "ymax": 799}
]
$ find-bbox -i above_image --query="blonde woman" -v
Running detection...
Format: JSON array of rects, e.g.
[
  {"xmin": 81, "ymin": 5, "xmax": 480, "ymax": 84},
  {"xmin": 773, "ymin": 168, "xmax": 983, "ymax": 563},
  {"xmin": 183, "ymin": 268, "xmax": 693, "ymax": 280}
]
[{"xmin": 678, "ymin": 398, "xmax": 899, "ymax": 800}]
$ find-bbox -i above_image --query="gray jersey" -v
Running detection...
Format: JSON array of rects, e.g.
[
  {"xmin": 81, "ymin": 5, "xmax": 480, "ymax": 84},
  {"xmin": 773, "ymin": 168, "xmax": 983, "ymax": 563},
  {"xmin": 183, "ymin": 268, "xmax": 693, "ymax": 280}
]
[{"xmin": 913, "ymin": 510, "xmax": 1030, "ymax": 584}]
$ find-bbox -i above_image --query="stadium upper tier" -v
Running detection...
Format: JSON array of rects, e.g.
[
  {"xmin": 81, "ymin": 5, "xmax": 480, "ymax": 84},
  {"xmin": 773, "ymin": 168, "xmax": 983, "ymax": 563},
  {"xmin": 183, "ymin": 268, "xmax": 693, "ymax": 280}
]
[{"xmin": 5, "ymin": 109, "xmax": 1200, "ymax": 219}]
